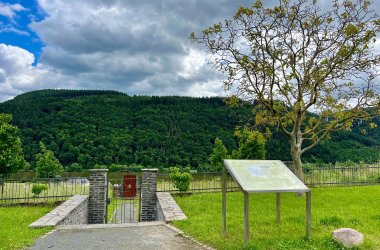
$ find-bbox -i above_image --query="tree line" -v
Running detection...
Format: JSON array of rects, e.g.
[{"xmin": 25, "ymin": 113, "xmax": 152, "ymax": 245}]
[{"xmin": 0, "ymin": 89, "xmax": 379, "ymax": 174}]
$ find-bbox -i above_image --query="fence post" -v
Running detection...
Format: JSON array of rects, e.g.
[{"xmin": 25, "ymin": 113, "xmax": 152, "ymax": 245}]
[
  {"xmin": 141, "ymin": 168, "xmax": 158, "ymax": 222},
  {"xmin": 88, "ymin": 169, "xmax": 108, "ymax": 224}
]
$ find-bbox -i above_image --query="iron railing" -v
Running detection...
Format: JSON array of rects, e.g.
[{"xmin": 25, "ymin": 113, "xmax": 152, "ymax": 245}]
[
  {"xmin": 0, "ymin": 175, "xmax": 90, "ymax": 206},
  {"xmin": 157, "ymin": 166, "xmax": 380, "ymax": 193},
  {"xmin": 303, "ymin": 166, "xmax": 380, "ymax": 187},
  {"xmin": 1, "ymin": 166, "xmax": 379, "ymax": 205},
  {"xmin": 157, "ymin": 172, "xmax": 240, "ymax": 193}
]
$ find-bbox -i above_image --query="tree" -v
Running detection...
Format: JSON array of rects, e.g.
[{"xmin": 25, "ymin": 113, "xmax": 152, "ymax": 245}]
[
  {"xmin": 191, "ymin": 0, "xmax": 380, "ymax": 180},
  {"xmin": 209, "ymin": 137, "xmax": 229, "ymax": 171},
  {"xmin": 232, "ymin": 127, "xmax": 266, "ymax": 160},
  {"xmin": 35, "ymin": 142, "xmax": 64, "ymax": 178},
  {"xmin": 0, "ymin": 113, "xmax": 26, "ymax": 178}
]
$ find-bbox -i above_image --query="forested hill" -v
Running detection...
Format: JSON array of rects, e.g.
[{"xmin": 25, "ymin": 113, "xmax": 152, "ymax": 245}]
[{"xmin": 0, "ymin": 89, "xmax": 379, "ymax": 171}]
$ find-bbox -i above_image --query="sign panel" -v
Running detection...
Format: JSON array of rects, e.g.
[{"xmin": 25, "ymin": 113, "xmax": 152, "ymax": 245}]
[{"xmin": 224, "ymin": 160, "xmax": 309, "ymax": 193}]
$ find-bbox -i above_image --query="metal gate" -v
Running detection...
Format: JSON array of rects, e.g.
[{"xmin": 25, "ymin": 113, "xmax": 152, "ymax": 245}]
[{"xmin": 106, "ymin": 172, "xmax": 142, "ymax": 223}]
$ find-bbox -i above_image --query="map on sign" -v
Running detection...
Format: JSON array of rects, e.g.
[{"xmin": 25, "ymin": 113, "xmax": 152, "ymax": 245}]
[{"xmin": 224, "ymin": 160, "xmax": 309, "ymax": 193}]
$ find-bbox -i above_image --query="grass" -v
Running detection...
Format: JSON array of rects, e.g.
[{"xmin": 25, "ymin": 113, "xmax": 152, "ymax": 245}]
[
  {"xmin": 172, "ymin": 186, "xmax": 380, "ymax": 250},
  {"xmin": 0, "ymin": 205, "xmax": 54, "ymax": 250}
]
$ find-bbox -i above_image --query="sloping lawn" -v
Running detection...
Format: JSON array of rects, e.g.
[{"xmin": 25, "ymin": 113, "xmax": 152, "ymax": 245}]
[
  {"xmin": 0, "ymin": 205, "xmax": 53, "ymax": 250},
  {"xmin": 173, "ymin": 186, "xmax": 380, "ymax": 250}
]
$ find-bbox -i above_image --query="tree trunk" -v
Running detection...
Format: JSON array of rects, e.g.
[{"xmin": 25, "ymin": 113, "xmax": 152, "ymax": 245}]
[{"xmin": 290, "ymin": 144, "xmax": 304, "ymax": 182}]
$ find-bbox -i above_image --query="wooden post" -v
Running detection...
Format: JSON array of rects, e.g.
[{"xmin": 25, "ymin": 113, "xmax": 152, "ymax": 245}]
[
  {"xmin": 306, "ymin": 191, "xmax": 312, "ymax": 239},
  {"xmin": 276, "ymin": 193, "xmax": 280, "ymax": 224},
  {"xmin": 222, "ymin": 164, "xmax": 227, "ymax": 235},
  {"xmin": 244, "ymin": 191, "xmax": 249, "ymax": 244}
]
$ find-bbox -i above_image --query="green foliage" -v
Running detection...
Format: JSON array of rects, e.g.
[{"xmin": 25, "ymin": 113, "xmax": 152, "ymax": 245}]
[
  {"xmin": 0, "ymin": 113, "xmax": 26, "ymax": 178},
  {"xmin": 209, "ymin": 138, "xmax": 228, "ymax": 172},
  {"xmin": 108, "ymin": 163, "xmax": 144, "ymax": 172},
  {"xmin": 35, "ymin": 142, "xmax": 64, "ymax": 178},
  {"xmin": 65, "ymin": 163, "xmax": 83, "ymax": 172},
  {"xmin": 232, "ymin": 127, "xmax": 266, "ymax": 159},
  {"xmin": 169, "ymin": 167, "xmax": 192, "ymax": 193},
  {"xmin": 31, "ymin": 183, "xmax": 48, "ymax": 197},
  {"xmin": 0, "ymin": 90, "xmax": 379, "ymax": 171}
]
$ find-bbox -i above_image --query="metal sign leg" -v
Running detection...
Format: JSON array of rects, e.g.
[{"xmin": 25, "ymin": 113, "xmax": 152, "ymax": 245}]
[
  {"xmin": 222, "ymin": 165, "xmax": 227, "ymax": 235},
  {"xmin": 244, "ymin": 191, "xmax": 249, "ymax": 244},
  {"xmin": 306, "ymin": 191, "xmax": 312, "ymax": 239},
  {"xmin": 276, "ymin": 193, "xmax": 280, "ymax": 224}
]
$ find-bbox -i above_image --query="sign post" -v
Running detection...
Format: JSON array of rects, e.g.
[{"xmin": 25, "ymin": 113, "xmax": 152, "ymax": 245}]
[{"xmin": 222, "ymin": 160, "xmax": 311, "ymax": 245}]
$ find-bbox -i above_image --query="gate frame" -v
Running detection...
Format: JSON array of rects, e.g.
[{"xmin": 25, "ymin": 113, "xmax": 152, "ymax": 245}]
[{"xmin": 106, "ymin": 171, "xmax": 142, "ymax": 224}]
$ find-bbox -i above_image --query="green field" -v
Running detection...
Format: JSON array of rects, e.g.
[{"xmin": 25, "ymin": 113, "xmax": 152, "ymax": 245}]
[
  {"xmin": 173, "ymin": 186, "xmax": 380, "ymax": 250},
  {"xmin": 0, "ymin": 206, "xmax": 53, "ymax": 250}
]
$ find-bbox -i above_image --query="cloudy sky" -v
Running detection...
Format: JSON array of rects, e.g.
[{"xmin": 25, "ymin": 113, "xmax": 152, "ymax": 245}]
[
  {"xmin": 0, "ymin": 0, "xmax": 379, "ymax": 102},
  {"xmin": 0, "ymin": 0, "xmax": 261, "ymax": 102}
]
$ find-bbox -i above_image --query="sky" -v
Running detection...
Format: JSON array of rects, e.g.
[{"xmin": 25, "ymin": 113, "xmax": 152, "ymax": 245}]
[
  {"xmin": 0, "ymin": 0, "xmax": 379, "ymax": 102},
  {"xmin": 0, "ymin": 0, "xmax": 258, "ymax": 102}
]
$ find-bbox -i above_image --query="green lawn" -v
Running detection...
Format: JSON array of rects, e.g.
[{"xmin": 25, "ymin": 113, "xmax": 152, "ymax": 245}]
[
  {"xmin": 173, "ymin": 186, "xmax": 380, "ymax": 250},
  {"xmin": 0, "ymin": 206, "xmax": 53, "ymax": 250}
]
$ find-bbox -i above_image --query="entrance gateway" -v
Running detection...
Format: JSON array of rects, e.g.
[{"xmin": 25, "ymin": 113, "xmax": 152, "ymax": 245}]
[
  {"xmin": 106, "ymin": 172, "xmax": 142, "ymax": 223},
  {"xmin": 222, "ymin": 160, "xmax": 311, "ymax": 244}
]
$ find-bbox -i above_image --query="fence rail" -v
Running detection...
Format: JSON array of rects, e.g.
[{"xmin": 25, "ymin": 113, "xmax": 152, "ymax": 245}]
[
  {"xmin": 0, "ymin": 176, "xmax": 89, "ymax": 206},
  {"xmin": 157, "ymin": 166, "xmax": 380, "ymax": 193},
  {"xmin": 1, "ymin": 165, "xmax": 379, "ymax": 205}
]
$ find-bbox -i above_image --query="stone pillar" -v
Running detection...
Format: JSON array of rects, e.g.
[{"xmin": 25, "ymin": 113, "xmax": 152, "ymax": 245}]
[
  {"xmin": 88, "ymin": 169, "xmax": 108, "ymax": 224},
  {"xmin": 141, "ymin": 169, "xmax": 158, "ymax": 222}
]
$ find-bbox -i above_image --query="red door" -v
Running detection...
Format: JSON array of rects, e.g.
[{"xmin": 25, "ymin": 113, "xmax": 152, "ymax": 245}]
[{"xmin": 123, "ymin": 175, "xmax": 137, "ymax": 197}]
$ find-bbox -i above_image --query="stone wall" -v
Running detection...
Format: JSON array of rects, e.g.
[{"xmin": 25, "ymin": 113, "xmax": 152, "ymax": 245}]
[
  {"xmin": 141, "ymin": 169, "xmax": 158, "ymax": 221},
  {"xmin": 88, "ymin": 169, "xmax": 108, "ymax": 224},
  {"xmin": 29, "ymin": 195, "xmax": 89, "ymax": 228},
  {"xmin": 60, "ymin": 195, "xmax": 89, "ymax": 225},
  {"xmin": 156, "ymin": 192, "xmax": 187, "ymax": 222}
]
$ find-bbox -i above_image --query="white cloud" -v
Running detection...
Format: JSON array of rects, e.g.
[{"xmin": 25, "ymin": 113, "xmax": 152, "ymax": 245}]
[
  {"xmin": 0, "ymin": 44, "xmax": 78, "ymax": 101},
  {"xmin": 8, "ymin": 0, "xmax": 379, "ymax": 103},
  {"xmin": 0, "ymin": 3, "xmax": 26, "ymax": 19}
]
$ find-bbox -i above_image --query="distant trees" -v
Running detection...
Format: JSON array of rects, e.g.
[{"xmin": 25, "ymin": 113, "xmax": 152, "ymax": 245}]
[
  {"xmin": 0, "ymin": 114, "xmax": 27, "ymax": 178},
  {"xmin": 35, "ymin": 142, "xmax": 64, "ymax": 178},
  {"xmin": 0, "ymin": 89, "xmax": 379, "ymax": 173}
]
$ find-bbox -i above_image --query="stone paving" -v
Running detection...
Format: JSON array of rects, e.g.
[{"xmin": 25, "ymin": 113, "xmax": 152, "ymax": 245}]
[
  {"xmin": 156, "ymin": 192, "xmax": 187, "ymax": 222},
  {"xmin": 29, "ymin": 222, "xmax": 209, "ymax": 250}
]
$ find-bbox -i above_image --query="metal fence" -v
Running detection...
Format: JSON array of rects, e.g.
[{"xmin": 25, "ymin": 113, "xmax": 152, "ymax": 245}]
[
  {"xmin": 303, "ymin": 166, "xmax": 380, "ymax": 187},
  {"xmin": 157, "ymin": 166, "xmax": 380, "ymax": 193},
  {"xmin": 0, "ymin": 175, "xmax": 89, "ymax": 206},
  {"xmin": 1, "ymin": 165, "xmax": 379, "ymax": 205},
  {"xmin": 157, "ymin": 172, "xmax": 240, "ymax": 193}
]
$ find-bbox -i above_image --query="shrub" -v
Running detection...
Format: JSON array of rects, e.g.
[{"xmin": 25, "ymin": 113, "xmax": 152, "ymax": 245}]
[
  {"xmin": 169, "ymin": 167, "xmax": 192, "ymax": 194},
  {"xmin": 31, "ymin": 183, "xmax": 48, "ymax": 197}
]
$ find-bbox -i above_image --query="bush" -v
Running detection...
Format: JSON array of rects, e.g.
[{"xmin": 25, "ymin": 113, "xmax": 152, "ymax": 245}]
[
  {"xmin": 169, "ymin": 167, "xmax": 192, "ymax": 194},
  {"xmin": 31, "ymin": 183, "xmax": 48, "ymax": 197}
]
